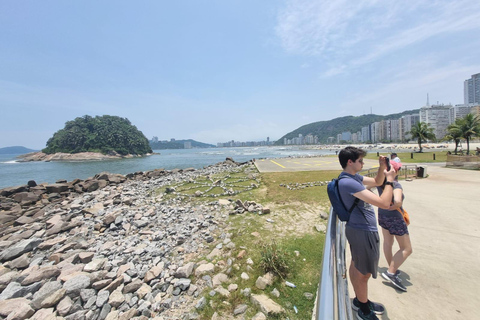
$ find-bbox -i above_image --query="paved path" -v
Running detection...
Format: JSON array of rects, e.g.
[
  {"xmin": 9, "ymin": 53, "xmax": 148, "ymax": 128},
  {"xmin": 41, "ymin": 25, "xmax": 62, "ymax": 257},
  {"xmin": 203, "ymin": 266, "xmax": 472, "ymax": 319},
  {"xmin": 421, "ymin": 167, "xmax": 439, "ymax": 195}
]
[
  {"xmin": 348, "ymin": 163, "xmax": 480, "ymax": 320},
  {"xmin": 256, "ymin": 157, "xmax": 480, "ymax": 319},
  {"xmin": 254, "ymin": 157, "xmax": 379, "ymax": 172}
]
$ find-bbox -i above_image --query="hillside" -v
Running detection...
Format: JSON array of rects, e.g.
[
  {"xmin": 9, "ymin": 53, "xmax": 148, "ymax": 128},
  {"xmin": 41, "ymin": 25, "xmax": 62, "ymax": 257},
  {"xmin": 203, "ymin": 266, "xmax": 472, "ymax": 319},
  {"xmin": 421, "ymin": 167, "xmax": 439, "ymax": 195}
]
[
  {"xmin": 0, "ymin": 146, "xmax": 37, "ymax": 154},
  {"xmin": 275, "ymin": 110, "xmax": 419, "ymax": 145},
  {"xmin": 43, "ymin": 115, "xmax": 152, "ymax": 155},
  {"xmin": 150, "ymin": 139, "xmax": 215, "ymax": 149}
]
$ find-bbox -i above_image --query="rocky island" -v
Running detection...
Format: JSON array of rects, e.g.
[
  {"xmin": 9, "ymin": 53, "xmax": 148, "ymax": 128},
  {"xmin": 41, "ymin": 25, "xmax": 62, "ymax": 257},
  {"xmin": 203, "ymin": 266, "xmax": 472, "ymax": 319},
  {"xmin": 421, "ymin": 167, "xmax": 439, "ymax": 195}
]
[{"xmin": 26, "ymin": 115, "xmax": 153, "ymax": 163}]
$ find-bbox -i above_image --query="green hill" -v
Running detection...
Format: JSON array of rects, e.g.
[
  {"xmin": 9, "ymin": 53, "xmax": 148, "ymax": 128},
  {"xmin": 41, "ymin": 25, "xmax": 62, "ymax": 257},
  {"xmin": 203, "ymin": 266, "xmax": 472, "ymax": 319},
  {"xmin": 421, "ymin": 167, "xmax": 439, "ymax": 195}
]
[
  {"xmin": 43, "ymin": 115, "xmax": 152, "ymax": 155},
  {"xmin": 0, "ymin": 146, "xmax": 37, "ymax": 154},
  {"xmin": 150, "ymin": 139, "xmax": 215, "ymax": 150},
  {"xmin": 275, "ymin": 110, "xmax": 419, "ymax": 145}
]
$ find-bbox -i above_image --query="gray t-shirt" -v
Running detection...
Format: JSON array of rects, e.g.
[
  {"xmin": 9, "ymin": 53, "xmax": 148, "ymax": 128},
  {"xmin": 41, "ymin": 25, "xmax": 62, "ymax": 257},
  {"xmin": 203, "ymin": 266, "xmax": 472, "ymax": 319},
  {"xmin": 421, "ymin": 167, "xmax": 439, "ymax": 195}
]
[{"xmin": 338, "ymin": 172, "xmax": 377, "ymax": 232}]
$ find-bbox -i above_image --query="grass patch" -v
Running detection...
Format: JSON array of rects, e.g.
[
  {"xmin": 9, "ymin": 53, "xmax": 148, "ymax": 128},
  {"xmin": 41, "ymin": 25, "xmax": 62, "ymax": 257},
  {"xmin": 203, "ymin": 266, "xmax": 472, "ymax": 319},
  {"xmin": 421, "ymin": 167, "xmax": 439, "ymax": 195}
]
[
  {"xmin": 257, "ymin": 170, "xmax": 340, "ymax": 206},
  {"xmin": 364, "ymin": 151, "xmax": 448, "ymax": 163}
]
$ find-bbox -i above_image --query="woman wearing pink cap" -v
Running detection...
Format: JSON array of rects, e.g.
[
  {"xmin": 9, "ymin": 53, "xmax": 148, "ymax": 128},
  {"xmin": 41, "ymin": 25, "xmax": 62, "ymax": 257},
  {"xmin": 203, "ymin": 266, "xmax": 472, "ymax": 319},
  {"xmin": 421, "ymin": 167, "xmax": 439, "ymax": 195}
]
[{"xmin": 376, "ymin": 159, "xmax": 412, "ymax": 292}]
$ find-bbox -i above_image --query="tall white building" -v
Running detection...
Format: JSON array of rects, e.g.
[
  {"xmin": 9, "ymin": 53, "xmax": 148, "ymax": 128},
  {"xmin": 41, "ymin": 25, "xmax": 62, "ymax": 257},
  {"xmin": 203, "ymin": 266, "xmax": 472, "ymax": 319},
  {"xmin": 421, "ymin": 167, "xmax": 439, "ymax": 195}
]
[
  {"xmin": 449, "ymin": 104, "xmax": 472, "ymax": 123},
  {"xmin": 400, "ymin": 114, "xmax": 420, "ymax": 141},
  {"xmin": 420, "ymin": 104, "xmax": 451, "ymax": 140},
  {"xmin": 464, "ymin": 73, "xmax": 480, "ymax": 105}
]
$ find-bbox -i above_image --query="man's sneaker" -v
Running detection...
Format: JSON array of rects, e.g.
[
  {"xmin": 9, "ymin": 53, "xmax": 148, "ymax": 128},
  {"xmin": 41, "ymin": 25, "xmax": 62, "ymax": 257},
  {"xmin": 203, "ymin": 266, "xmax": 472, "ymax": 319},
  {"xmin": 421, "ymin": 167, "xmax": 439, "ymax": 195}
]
[
  {"xmin": 356, "ymin": 309, "xmax": 379, "ymax": 320},
  {"xmin": 382, "ymin": 271, "xmax": 407, "ymax": 291},
  {"xmin": 395, "ymin": 269, "xmax": 401, "ymax": 276},
  {"xmin": 352, "ymin": 298, "xmax": 385, "ymax": 315}
]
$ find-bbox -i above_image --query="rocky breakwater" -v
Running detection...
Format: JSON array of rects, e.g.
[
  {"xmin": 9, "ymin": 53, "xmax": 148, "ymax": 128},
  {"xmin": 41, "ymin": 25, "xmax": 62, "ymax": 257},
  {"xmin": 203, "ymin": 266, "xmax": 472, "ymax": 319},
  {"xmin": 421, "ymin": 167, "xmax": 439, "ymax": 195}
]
[
  {"xmin": 16, "ymin": 151, "xmax": 154, "ymax": 162},
  {"xmin": 0, "ymin": 158, "xmax": 255, "ymax": 320}
]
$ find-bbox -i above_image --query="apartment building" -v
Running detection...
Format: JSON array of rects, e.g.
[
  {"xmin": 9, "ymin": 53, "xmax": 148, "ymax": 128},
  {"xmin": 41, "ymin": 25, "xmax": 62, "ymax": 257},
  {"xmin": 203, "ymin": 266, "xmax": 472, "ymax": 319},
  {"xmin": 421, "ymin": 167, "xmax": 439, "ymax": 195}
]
[
  {"xmin": 420, "ymin": 104, "xmax": 451, "ymax": 140},
  {"xmin": 400, "ymin": 114, "xmax": 420, "ymax": 140},
  {"xmin": 464, "ymin": 73, "xmax": 480, "ymax": 105}
]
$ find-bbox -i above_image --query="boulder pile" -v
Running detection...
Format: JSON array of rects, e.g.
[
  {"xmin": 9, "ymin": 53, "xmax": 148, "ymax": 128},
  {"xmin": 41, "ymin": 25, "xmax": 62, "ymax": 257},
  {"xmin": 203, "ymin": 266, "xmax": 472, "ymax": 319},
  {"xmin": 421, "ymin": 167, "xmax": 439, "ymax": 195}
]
[{"xmin": 0, "ymin": 159, "xmax": 289, "ymax": 319}]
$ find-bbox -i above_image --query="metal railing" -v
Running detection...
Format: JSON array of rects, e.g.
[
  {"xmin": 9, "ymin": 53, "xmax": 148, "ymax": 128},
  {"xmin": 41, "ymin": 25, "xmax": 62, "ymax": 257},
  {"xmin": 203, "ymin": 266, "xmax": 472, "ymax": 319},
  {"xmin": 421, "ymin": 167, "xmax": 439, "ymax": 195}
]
[
  {"xmin": 361, "ymin": 164, "xmax": 418, "ymax": 180},
  {"xmin": 314, "ymin": 207, "xmax": 353, "ymax": 320}
]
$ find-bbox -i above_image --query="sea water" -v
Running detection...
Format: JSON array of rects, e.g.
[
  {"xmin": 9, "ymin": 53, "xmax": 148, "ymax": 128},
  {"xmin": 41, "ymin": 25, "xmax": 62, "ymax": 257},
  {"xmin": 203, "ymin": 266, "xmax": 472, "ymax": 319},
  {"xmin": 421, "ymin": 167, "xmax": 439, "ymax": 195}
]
[{"xmin": 0, "ymin": 146, "xmax": 336, "ymax": 189}]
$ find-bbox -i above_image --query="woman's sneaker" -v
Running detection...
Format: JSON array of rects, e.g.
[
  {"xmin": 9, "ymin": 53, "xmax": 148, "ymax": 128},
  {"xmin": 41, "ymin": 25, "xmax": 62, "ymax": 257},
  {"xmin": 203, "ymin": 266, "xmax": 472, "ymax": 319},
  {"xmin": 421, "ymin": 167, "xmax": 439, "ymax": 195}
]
[
  {"xmin": 352, "ymin": 298, "xmax": 385, "ymax": 315},
  {"xmin": 382, "ymin": 271, "xmax": 407, "ymax": 291},
  {"xmin": 356, "ymin": 309, "xmax": 379, "ymax": 320}
]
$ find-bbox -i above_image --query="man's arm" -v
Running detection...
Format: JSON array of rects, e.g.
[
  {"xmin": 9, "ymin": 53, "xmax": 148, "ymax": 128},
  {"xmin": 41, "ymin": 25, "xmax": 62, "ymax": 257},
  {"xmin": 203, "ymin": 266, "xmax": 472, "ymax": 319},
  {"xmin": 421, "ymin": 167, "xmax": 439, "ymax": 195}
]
[
  {"xmin": 355, "ymin": 165, "xmax": 397, "ymax": 209},
  {"xmin": 362, "ymin": 156, "xmax": 387, "ymax": 189}
]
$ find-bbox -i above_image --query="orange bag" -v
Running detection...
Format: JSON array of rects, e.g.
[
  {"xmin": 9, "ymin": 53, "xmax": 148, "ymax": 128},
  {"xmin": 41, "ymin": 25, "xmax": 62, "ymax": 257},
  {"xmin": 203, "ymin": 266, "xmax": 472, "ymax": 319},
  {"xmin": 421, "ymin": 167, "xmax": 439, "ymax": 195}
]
[{"xmin": 397, "ymin": 208, "xmax": 410, "ymax": 226}]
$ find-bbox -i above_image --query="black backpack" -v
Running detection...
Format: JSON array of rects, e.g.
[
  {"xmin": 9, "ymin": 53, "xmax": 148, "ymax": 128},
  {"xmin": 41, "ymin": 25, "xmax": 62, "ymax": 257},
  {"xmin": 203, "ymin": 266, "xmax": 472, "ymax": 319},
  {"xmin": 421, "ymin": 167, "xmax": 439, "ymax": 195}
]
[{"xmin": 327, "ymin": 175, "xmax": 360, "ymax": 222}]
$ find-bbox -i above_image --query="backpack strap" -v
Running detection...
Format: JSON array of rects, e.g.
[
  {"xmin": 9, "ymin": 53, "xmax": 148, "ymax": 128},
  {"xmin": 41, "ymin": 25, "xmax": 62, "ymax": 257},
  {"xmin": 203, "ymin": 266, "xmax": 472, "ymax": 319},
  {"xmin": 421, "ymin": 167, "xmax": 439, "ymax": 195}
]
[{"xmin": 338, "ymin": 175, "xmax": 368, "ymax": 223}]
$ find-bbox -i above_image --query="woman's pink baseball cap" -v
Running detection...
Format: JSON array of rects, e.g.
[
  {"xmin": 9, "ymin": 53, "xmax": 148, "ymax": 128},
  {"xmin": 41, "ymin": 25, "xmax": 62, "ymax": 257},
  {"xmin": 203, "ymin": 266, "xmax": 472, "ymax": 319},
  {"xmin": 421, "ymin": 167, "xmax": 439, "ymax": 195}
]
[{"xmin": 391, "ymin": 160, "xmax": 402, "ymax": 172}]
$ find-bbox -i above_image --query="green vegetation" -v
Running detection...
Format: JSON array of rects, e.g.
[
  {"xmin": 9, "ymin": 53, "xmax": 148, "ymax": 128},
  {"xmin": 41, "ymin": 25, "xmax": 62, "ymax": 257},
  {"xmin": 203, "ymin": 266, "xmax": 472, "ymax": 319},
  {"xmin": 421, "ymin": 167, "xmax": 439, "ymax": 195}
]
[
  {"xmin": 275, "ymin": 110, "xmax": 419, "ymax": 145},
  {"xmin": 407, "ymin": 121, "xmax": 436, "ymax": 152},
  {"xmin": 260, "ymin": 241, "xmax": 290, "ymax": 279},
  {"xmin": 43, "ymin": 115, "xmax": 152, "ymax": 155},
  {"xmin": 446, "ymin": 114, "xmax": 480, "ymax": 155},
  {"xmin": 161, "ymin": 165, "xmax": 333, "ymax": 319},
  {"xmin": 364, "ymin": 151, "xmax": 448, "ymax": 163}
]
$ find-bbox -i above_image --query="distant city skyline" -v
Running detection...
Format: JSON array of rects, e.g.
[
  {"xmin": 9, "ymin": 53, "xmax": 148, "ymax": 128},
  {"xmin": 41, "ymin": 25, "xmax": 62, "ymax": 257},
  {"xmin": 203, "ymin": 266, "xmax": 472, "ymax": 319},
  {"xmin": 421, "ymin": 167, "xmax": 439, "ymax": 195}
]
[{"xmin": 2, "ymin": 1, "xmax": 480, "ymax": 149}]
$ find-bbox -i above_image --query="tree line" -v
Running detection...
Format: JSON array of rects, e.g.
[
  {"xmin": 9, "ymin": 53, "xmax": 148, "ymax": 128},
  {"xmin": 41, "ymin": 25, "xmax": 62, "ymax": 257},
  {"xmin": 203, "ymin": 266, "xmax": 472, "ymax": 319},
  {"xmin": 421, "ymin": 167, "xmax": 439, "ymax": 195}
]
[
  {"xmin": 409, "ymin": 113, "xmax": 480, "ymax": 154},
  {"xmin": 43, "ymin": 115, "xmax": 153, "ymax": 155}
]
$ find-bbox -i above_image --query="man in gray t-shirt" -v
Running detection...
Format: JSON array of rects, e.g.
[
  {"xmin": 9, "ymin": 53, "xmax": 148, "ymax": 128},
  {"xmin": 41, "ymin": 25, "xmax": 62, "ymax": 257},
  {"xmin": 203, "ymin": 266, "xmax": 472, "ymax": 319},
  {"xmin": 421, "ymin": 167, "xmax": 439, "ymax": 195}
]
[{"xmin": 337, "ymin": 146, "xmax": 396, "ymax": 320}]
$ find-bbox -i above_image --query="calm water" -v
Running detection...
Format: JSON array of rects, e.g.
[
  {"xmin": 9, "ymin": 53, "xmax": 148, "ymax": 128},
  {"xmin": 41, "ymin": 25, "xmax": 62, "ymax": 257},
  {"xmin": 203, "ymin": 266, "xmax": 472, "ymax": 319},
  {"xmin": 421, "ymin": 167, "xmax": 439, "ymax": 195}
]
[{"xmin": 0, "ymin": 146, "xmax": 336, "ymax": 189}]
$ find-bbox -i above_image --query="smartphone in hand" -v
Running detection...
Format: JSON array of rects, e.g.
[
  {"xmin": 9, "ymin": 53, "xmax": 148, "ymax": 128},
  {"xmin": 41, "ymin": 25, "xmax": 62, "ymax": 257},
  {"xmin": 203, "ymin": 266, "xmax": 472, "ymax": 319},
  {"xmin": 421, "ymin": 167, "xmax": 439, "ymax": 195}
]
[{"xmin": 385, "ymin": 157, "xmax": 391, "ymax": 171}]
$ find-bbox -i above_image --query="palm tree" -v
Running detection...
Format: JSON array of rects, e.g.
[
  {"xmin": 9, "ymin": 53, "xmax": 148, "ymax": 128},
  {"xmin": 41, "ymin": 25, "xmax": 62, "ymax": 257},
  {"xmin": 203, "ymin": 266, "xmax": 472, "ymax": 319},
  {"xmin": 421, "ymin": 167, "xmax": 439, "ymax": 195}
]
[
  {"xmin": 457, "ymin": 114, "xmax": 480, "ymax": 155},
  {"xmin": 445, "ymin": 121, "xmax": 463, "ymax": 155},
  {"xmin": 408, "ymin": 122, "xmax": 436, "ymax": 153}
]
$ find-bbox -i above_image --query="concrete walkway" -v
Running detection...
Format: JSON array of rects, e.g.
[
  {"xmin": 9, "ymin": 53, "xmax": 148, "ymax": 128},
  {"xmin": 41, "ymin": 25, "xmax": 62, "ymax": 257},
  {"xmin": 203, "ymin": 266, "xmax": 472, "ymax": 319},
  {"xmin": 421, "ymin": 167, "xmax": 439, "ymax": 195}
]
[{"xmin": 349, "ymin": 164, "xmax": 480, "ymax": 320}]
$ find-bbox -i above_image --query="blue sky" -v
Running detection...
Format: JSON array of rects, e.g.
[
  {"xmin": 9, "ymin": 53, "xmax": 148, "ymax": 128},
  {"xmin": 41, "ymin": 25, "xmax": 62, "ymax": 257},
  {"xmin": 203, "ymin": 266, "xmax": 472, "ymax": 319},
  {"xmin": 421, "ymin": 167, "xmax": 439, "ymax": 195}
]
[{"xmin": 1, "ymin": 0, "xmax": 480, "ymax": 149}]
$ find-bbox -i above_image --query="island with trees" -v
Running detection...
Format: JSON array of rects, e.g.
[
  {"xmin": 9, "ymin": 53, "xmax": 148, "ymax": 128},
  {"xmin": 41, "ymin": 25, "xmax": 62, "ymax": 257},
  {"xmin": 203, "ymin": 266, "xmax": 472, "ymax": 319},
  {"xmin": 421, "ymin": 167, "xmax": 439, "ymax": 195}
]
[{"xmin": 18, "ymin": 115, "xmax": 153, "ymax": 162}]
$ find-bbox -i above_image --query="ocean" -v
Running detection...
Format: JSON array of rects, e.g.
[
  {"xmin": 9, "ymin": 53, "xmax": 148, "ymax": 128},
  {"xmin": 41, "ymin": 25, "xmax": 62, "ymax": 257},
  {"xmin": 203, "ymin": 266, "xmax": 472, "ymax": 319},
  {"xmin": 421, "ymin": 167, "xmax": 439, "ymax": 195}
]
[{"xmin": 0, "ymin": 146, "xmax": 336, "ymax": 189}]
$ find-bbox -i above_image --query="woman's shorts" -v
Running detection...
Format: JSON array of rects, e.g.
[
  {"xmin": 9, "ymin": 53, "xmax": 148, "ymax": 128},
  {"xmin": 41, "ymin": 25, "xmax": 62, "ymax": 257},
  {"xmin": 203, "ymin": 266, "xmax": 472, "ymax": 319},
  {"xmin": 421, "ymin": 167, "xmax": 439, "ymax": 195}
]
[
  {"xmin": 378, "ymin": 212, "xmax": 409, "ymax": 236},
  {"xmin": 345, "ymin": 226, "xmax": 380, "ymax": 278}
]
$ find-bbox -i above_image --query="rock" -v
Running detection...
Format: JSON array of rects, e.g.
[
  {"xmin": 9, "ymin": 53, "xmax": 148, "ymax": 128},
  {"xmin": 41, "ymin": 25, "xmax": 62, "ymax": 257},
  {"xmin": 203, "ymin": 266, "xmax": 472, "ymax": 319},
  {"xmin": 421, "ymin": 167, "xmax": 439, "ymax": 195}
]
[
  {"xmin": 144, "ymin": 263, "xmax": 164, "ymax": 282},
  {"xmin": 56, "ymin": 296, "xmax": 74, "ymax": 316},
  {"xmin": 241, "ymin": 272, "xmax": 249, "ymax": 280},
  {"xmin": 0, "ymin": 238, "xmax": 43, "ymax": 262},
  {"xmin": 63, "ymin": 274, "xmax": 91, "ymax": 295},
  {"xmin": 252, "ymin": 312, "xmax": 267, "ymax": 320},
  {"xmin": 195, "ymin": 297, "xmax": 207, "ymax": 310},
  {"xmin": 45, "ymin": 183, "xmax": 69, "ymax": 194},
  {"xmin": 122, "ymin": 279, "xmax": 142, "ymax": 294},
  {"xmin": 194, "ymin": 263, "xmax": 214, "ymax": 277},
  {"xmin": 30, "ymin": 308, "xmax": 57, "ymax": 320},
  {"xmin": 108, "ymin": 289, "xmax": 125, "ymax": 308},
  {"xmin": 0, "ymin": 281, "xmax": 43, "ymax": 300},
  {"xmin": 84, "ymin": 258, "xmax": 107, "ymax": 272},
  {"xmin": 233, "ymin": 304, "xmax": 248, "ymax": 315},
  {"xmin": 174, "ymin": 262, "xmax": 195, "ymax": 278},
  {"xmin": 78, "ymin": 252, "xmax": 95, "ymax": 263},
  {"xmin": 21, "ymin": 265, "xmax": 60, "ymax": 285},
  {"xmin": 31, "ymin": 280, "xmax": 63, "ymax": 309},
  {"xmin": 174, "ymin": 278, "xmax": 191, "ymax": 291},
  {"xmin": 250, "ymin": 294, "xmax": 285, "ymax": 316},
  {"xmin": 4, "ymin": 253, "xmax": 30, "ymax": 269},
  {"xmin": 0, "ymin": 297, "xmax": 35, "ymax": 319},
  {"xmin": 96, "ymin": 290, "xmax": 110, "ymax": 307},
  {"xmin": 212, "ymin": 273, "xmax": 228, "ymax": 287},
  {"xmin": 38, "ymin": 288, "xmax": 66, "ymax": 308}
]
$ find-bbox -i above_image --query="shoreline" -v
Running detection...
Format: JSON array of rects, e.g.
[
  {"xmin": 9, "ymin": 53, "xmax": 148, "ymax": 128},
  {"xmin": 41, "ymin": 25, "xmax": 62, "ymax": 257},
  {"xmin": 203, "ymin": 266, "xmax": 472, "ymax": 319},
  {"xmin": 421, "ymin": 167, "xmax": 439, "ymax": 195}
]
[{"xmin": 16, "ymin": 151, "xmax": 157, "ymax": 162}]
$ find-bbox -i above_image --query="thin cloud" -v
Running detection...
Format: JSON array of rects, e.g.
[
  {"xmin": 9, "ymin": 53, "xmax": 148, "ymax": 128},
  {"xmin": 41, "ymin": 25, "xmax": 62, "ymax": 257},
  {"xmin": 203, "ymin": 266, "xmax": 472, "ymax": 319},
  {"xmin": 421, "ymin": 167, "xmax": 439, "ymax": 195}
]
[{"xmin": 276, "ymin": 0, "xmax": 480, "ymax": 75}]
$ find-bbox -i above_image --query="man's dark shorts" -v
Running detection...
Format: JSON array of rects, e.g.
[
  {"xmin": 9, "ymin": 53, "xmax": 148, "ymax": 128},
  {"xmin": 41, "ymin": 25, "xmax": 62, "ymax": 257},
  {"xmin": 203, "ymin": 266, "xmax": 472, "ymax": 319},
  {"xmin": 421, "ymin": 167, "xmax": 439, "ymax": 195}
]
[{"xmin": 346, "ymin": 225, "xmax": 380, "ymax": 278}]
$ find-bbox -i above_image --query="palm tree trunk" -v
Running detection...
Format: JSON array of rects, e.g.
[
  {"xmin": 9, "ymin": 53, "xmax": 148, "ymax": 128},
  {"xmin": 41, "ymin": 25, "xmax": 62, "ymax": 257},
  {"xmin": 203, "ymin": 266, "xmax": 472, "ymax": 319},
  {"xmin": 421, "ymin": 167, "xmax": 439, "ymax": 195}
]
[
  {"xmin": 418, "ymin": 138, "xmax": 423, "ymax": 152},
  {"xmin": 467, "ymin": 137, "xmax": 470, "ymax": 155},
  {"xmin": 454, "ymin": 140, "xmax": 459, "ymax": 155}
]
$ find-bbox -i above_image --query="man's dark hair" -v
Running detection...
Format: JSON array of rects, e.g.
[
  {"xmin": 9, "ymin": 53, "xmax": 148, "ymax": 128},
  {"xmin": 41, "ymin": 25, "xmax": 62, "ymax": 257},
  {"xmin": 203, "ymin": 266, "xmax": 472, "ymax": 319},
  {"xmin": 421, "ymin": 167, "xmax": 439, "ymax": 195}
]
[
  {"xmin": 391, "ymin": 152, "xmax": 397, "ymax": 157},
  {"xmin": 338, "ymin": 146, "xmax": 367, "ymax": 169}
]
